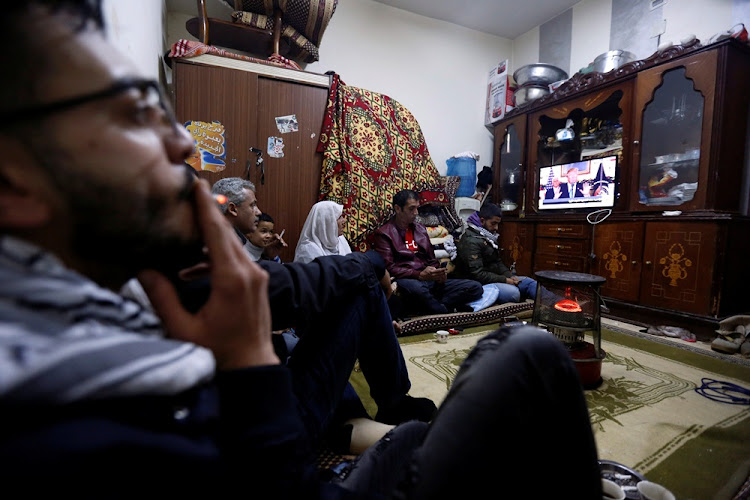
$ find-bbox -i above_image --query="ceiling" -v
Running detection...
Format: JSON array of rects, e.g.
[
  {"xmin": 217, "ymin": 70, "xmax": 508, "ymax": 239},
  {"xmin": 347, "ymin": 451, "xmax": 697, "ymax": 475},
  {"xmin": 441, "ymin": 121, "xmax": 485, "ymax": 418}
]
[
  {"xmin": 166, "ymin": 0, "xmax": 583, "ymax": 40},
  {"xmin": 371, "ymin": 0, "xmax": 581, "ymax": 39}
]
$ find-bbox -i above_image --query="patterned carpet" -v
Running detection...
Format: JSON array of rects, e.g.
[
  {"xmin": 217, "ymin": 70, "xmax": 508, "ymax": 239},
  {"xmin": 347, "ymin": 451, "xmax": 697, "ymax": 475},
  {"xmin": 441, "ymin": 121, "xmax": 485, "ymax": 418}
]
[{"xmin": 350, "ymin": 325, "xmax": 750, "ymax": 500}]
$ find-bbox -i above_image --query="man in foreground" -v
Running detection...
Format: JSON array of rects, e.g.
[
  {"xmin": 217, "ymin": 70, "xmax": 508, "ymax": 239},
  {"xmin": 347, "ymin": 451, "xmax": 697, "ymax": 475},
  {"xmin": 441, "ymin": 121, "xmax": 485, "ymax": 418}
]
[
  {"xmin": 372, "ymin": 189, "xmax": 483, "ymax": 316},
  {"xmin": 0, "ymin": 2, "xmax": 602, "ymax": 497}
]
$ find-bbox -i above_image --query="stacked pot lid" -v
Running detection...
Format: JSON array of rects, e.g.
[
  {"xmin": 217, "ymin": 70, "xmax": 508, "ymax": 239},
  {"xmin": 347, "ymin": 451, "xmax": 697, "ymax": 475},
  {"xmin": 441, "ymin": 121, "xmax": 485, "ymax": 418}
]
[{"xmin": 512, "ymin": 63, "xmax": 568, "ymax": 106}]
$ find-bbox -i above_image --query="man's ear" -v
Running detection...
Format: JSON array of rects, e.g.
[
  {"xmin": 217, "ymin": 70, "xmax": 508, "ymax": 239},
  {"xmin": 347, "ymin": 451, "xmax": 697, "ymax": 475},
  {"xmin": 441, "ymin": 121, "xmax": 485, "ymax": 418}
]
[
  {"xmin": 227, "ymin": 202, "xmax": 239, "ymax": 217},
  {"xmin": 0, "ymin": 143, "xmax": 53, "ymax": 229}
]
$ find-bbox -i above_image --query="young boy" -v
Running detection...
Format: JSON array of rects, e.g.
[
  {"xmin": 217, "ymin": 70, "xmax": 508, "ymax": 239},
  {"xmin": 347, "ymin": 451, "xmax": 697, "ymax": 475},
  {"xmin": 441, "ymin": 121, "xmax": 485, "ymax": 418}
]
[{"xmin": 246, "ymin": 213, "xmax": 287, "ymax": 262}]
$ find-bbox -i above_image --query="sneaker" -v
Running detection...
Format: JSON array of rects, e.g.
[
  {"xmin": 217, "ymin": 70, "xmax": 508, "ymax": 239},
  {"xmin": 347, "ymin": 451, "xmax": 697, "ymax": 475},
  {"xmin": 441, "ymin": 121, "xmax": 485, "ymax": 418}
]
[
  {"xmin": 711, "ymin": 325, "xmax": 749, "ymax": 354},
  {"xmin": 375, "ymin": 395, "xmax": 437, "ymax": 425}
]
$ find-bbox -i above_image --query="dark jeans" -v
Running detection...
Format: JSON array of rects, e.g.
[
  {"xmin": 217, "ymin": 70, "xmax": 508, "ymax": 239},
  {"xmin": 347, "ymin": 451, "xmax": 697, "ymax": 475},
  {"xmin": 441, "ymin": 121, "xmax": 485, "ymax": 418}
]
[
  {"xmin": 340, "ymin": 324, "xmax": 603, "ymax": 499},
  {"xmin": 286, "ymin": 272, "xmax": 411, "ymax": 445},
  {"xmin": 396, "ymin": 277, "xmax": 483, "ymax": 315}
]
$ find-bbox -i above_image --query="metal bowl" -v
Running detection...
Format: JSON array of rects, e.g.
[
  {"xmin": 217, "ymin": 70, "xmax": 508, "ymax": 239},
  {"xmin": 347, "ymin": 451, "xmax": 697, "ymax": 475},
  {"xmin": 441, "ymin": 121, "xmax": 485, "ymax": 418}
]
[
  {"xmin": 593, "ymin": 50, "xmax": 637, "ymax": 73},
  {"xmin": 513, "ymin": 84, "xmax": 550, "ymax": 106},
  {"xmin": 599, "ymin": 459, "xmax": 646, "ymax": 500},
  {"xmin": 513, "ymin": 63, "xmax": 568, "ymax": 86}
]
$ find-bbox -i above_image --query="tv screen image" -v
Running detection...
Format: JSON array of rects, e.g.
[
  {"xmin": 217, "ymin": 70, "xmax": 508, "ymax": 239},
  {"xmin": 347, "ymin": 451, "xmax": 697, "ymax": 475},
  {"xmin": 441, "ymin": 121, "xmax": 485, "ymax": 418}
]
[{"xmin": 538, "ymin": 155, "xmax": 618, "ymax": 211}]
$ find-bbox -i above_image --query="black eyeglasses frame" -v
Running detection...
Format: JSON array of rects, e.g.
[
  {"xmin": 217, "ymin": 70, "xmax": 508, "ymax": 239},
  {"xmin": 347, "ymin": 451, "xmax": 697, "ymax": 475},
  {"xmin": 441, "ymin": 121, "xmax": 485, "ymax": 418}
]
[{"xmin": 0, "ymin": 78, "xmax": 178, "ymax": 129}]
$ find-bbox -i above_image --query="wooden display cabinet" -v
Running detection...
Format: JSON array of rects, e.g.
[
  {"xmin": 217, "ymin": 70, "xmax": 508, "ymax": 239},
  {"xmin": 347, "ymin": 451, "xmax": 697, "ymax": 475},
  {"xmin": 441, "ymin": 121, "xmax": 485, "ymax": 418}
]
[
  {"xmin": 497, "ymin": 221, "xmax": 534, "ymax": 277},
  {"xmin": 591, "ymin": 221, "xmax": 644, "ymax": 303},
  {"xmin": 526, "ymin": 81, "xmax": 634, "ymax": 215},
  {"xmin": 492, "ymin": 38, "xmax": 750, "ymax": 337},
  {"xmin": 533, "ymin": 223, "xmax": 591, "ymax": 274},
  {"xmin": 492, "ymin": 114, "xmax": 527, "ymax": 216},
  {"xmin": 630, "ymin": 43, "xmax": 750, "ymax": 213}
]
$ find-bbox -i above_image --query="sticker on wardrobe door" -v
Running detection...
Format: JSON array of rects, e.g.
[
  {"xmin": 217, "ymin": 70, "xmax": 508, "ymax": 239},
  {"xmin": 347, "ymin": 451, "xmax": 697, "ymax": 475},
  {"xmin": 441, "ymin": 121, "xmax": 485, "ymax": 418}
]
[
  {"xmin": 275, "ymin": 114, "xmax": 298, "ymax": 133},
  {"xmin": 268, "ymin": 136, "xmax": 285, "ymax": 158},
  {"xmin": 184, "ymin": 120, "xmax": 226, "ymax": 172}
]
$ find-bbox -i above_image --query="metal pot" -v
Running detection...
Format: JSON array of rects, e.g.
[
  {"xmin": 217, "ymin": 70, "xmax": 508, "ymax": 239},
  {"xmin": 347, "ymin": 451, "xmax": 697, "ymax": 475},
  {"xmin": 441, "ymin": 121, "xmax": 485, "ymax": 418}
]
[
  {"xmin": 513, "ymin": 63, "xmax": 568, "ymax": 86},
  {"xmin": 514, "ymin": 83, "xmax": 550, "ymax": 106},
  {"xmin": 592, "ymin": 50, "xmax": 636, "ymax": 73}
]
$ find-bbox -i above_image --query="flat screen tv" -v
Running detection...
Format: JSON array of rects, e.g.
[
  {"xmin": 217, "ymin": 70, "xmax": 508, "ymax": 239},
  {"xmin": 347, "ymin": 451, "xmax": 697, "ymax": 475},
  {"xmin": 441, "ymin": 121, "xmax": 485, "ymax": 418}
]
[{"xmin": 537, "ymin": 155, "xmax": 618, "ymax": 211}]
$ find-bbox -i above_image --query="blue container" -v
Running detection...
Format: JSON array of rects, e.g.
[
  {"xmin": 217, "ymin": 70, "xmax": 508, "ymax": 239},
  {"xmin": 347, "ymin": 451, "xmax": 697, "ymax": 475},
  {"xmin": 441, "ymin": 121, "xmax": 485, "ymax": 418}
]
[{"xmin": 446, "ymin": 157, "xmax": 477, "ymax": 197}]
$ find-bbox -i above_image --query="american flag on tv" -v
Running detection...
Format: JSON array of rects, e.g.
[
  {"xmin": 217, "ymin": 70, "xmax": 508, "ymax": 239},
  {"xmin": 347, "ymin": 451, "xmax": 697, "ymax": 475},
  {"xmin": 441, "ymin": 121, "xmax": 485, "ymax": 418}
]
[{"xmin": 546, "ymin": 167, "xmax": 554, "ymax": 189}]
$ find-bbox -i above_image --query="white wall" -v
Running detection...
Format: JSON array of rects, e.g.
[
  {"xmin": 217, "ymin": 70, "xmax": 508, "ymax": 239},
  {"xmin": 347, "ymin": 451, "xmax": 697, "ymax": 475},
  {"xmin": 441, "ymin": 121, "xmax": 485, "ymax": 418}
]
[
  {"xmin": 102, "ymin": 0, "xmax": 166, "ymax": 79},
  {"xmin": 511, "ymin": 27, "xmax": 540, "ymax": 79},
  {"xmin": 662, "ymin": 0, "xmax": 733, "ymax": 46},
  {"xmin": 511, "ymin": 0, "xmax": 745, "ymax": 76},
  {"xmin": 570, "ymin": 0, "xmax": 612, "ymax": 73},
  {"xmin": 165, "ymin": 0, "xmax": 512, "ymax": 175}
]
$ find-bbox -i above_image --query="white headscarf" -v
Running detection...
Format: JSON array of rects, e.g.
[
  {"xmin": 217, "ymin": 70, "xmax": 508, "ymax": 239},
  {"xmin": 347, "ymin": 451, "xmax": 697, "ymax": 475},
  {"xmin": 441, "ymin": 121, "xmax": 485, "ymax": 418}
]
[{"xmin": 294, "ymin": 201, "xmax": 351, "ymax": 263}]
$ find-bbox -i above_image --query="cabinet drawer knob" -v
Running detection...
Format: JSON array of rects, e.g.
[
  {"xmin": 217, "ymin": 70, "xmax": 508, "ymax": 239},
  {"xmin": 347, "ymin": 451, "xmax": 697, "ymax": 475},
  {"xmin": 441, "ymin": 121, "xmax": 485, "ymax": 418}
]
[
  {"xmin": 633, "ymin": 140, "xmax": 640, "ymax": 145},
  {"xmin": 645, "ymin": 260, "xmax": 652, "ymax": 265},
  {"xmin": 631, "ymin": 260, "xmax": 637, "ymax": 265}
]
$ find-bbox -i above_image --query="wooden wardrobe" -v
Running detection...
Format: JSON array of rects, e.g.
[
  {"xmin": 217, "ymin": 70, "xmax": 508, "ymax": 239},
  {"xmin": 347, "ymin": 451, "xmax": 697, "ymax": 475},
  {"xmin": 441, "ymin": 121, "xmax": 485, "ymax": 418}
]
[{"xmin": 172, "ymin": 54, "xmax": 331, "ymax": 262}]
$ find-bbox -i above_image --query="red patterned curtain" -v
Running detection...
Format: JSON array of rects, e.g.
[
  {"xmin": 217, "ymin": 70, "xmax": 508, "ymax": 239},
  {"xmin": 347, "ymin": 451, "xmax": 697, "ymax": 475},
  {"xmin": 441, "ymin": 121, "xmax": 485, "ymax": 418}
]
[{"xmin": 317, "ymin": 74, "xmax": 443, "ymax": 251}]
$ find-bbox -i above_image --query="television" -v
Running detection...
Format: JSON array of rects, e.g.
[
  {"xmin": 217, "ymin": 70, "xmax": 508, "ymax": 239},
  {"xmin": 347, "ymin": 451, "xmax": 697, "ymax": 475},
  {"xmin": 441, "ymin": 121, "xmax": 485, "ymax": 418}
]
[{"xmin": 537, "ymin": 155, "xmax": 618, "ymax": 211}]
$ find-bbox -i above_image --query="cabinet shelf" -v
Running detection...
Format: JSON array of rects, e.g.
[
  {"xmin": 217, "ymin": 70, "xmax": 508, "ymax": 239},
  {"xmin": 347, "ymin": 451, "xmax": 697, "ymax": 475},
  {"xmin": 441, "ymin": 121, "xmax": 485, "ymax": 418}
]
[{"xmin": 646, "ymin": 158, "xmax": 699, "ymax": 168}]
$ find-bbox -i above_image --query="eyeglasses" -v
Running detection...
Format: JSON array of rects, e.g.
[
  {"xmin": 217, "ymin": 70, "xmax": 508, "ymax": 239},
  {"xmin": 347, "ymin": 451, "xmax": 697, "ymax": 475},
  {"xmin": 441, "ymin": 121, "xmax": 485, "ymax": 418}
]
[{"xmin": 0, "ymin": 78, "xmax": 179, "ymax": 130}]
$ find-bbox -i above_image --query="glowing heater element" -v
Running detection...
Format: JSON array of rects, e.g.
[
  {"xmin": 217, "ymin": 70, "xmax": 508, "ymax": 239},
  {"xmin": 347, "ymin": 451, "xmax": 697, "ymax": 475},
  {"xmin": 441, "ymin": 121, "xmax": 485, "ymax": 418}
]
[{"xmin": 554, "ymin": 286, "xmax": 582, "ymax": 313}]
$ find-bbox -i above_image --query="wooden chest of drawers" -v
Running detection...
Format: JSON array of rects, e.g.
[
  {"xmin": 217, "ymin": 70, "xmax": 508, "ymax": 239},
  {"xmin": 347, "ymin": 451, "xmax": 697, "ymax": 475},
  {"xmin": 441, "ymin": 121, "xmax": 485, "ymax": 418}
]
[{"xmin": 533, "ymin": 223, "xmax": 591, "ymax": 274}]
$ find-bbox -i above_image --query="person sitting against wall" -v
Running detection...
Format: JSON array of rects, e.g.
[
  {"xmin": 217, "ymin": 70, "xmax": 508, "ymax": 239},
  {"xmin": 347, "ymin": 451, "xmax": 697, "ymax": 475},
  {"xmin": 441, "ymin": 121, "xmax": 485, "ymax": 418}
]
[
  {"xmin": 295, "ymin": 199, "xmax": 403, "ymax": 322},
  {"xmin": 453, "ymin": 203, "xmax": 539, "ymax": 303},
  {"xmin": 294, "ymin": 200, "xmax": 352, "ymax": 263},
  {"xmin": 372, "ymin": 189, "xmax": 483, "ymax": 316}
]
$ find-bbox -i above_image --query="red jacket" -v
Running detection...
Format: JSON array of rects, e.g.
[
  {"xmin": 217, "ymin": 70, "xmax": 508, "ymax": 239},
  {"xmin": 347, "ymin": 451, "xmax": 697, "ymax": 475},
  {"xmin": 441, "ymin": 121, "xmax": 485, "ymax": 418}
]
[{"xmin": 372, "ymin": 219, "xmax": 439, "ymax": 279}]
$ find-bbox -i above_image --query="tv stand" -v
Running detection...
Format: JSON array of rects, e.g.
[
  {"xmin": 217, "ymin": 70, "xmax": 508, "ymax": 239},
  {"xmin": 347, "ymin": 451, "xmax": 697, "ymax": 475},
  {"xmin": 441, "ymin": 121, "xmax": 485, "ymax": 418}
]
[{"xmin": 492, "ymin": 39, "xmax": 750, "ymax": 341}]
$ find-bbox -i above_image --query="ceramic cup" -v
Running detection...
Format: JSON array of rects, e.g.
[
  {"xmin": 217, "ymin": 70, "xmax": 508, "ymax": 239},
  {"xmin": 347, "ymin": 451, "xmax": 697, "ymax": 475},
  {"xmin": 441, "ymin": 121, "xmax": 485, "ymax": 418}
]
[
  {"xmin": 434, "ymin": 330, "xmax": 449, "ymax": 344},
  {"xmin": 601, "ymin": 478, "xmax": 626, "ymax": 500},
  {"xmin": 637, "ymin": 481, "xmax": 675, "ymax": 500}
]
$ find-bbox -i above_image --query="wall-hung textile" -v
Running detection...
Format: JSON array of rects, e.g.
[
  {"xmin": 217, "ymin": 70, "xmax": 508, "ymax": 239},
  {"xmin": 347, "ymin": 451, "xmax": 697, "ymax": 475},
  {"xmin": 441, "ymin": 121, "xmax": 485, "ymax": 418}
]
[
  {"xmin": 228, "ymin": 0, "xmax": 338, "ymax": 63},
  {"xmin": 316, "ymin": 74, "xmax": 443, "ymax": 251}
]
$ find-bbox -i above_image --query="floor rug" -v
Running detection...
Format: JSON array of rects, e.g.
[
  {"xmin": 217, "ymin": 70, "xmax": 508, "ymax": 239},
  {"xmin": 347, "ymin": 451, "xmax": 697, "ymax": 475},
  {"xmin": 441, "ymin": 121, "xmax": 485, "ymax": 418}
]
[{"xmin": 351, "ymin": 325, "xmax": 750, "ymax": 499}]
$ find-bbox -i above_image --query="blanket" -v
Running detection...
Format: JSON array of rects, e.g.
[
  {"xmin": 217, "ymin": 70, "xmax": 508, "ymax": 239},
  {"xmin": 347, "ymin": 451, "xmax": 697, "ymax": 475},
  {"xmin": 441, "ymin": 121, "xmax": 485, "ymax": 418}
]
[{"xmin": 316, "ymin": 74, "xmax": 443, "ymax": 251}]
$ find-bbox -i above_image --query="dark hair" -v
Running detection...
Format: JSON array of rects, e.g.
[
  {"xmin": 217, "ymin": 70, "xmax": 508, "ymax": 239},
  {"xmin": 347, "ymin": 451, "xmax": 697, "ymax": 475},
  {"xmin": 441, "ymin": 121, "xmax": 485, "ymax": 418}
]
[
  {"xmin": 393, "ymin": 189, "xmax": 419, "ymax": 208},
  {"xmin": 476, "ymin": 166, "xmax": 493, "ymax": 190},
  {"xmin": 2, "ymin": 1, "xmax": 105, "ymax": 123},
  {"xmin": 258, "ymin": 213, "xmax": 274, "ymax": 224},
  {"xmin": 478, "ymin": 203, "xmax": 503, "ymax": 220}
]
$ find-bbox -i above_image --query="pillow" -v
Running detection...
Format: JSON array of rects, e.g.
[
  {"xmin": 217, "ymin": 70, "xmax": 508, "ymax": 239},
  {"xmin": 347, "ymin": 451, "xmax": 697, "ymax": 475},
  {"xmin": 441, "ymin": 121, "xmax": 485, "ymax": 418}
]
[
  {"xmin": 426, "ymin": 225, "xmax": 448, "ymax": 238},
  {"xmin": 468, "ymin": 284, "xmax": 501, "ymax": 312}
]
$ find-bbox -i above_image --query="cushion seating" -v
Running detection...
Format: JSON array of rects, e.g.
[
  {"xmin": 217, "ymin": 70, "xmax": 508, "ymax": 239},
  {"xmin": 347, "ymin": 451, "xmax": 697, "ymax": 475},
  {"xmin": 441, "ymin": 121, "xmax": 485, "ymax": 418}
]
[{"xmin": 394, "ymin": 301, "xmax": 534, "ymax": 336}]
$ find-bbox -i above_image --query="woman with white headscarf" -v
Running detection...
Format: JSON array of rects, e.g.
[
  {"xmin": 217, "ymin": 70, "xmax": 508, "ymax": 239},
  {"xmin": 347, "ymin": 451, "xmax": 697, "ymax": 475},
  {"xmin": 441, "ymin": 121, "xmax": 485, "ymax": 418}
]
[{"xmin": 294, "ymin": 200, "xmax": 351, "ymax": 263}]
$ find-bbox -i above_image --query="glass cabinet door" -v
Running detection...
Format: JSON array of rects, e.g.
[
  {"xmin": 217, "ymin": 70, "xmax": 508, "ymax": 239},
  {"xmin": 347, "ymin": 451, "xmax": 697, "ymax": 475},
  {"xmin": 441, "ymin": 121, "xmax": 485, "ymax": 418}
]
[
  {"xmin": 630, "ymin": 50, "xmax": 717, "ymax": 212},
  {"xmin": 637, "ymin": 67, "xmax": 703, "ymax": 207},
  {"xmin": 493, "ymin": 115, "xmax": 527, "ymax": 214}
]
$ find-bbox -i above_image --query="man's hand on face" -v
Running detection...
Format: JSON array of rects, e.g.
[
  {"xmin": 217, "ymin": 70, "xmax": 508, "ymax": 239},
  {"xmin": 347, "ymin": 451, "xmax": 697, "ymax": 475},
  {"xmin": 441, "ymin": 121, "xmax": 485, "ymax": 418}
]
[{"xmin": 138, "ymin": 181, "xmax": 279, "ymax": 370}]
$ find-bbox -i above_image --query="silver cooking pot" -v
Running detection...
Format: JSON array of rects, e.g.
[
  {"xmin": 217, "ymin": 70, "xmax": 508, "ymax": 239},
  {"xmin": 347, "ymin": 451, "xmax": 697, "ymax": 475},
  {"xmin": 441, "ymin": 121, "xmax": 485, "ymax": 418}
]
[
  {"xmin": 514, "ymin": 83, "xmax": 550, "ymax": 106},
  {"xmin": 513, "ymin": 63, "xmax": 568, "ymax": 86},
  {"xmin": 592, "ymin": 50, "xmax": 637, "ymax": 73}
]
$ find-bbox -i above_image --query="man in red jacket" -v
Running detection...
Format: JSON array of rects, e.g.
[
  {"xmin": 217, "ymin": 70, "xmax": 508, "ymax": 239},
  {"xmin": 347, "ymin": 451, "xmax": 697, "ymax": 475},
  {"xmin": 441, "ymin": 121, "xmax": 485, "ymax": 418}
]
[{"xmin": 372, "ymin": 189, "xmax": 482, "ymax": 316}]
